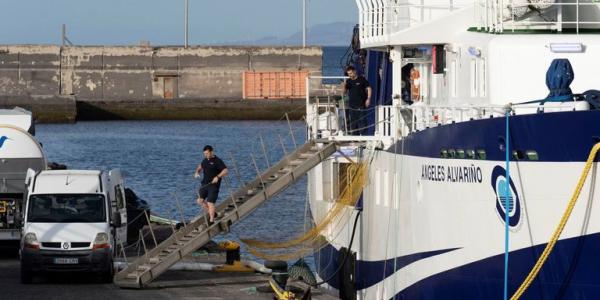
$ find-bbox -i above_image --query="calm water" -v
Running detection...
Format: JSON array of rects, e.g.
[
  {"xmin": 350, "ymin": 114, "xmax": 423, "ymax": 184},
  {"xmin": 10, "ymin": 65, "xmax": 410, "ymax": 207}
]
[
  {"xmin": 36, "ymin": 121, "xmax": 309, "ymax": 261},
  {"xmin": 33, "ymin": 47, "xmax": 347, "ymax": 266}
]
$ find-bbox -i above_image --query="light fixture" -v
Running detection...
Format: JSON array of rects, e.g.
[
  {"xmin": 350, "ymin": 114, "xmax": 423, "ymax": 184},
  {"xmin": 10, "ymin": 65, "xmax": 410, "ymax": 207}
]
[
  {"xmin": 467, "ymin": 46, "xmax": 481, "ymax": 57},
  {"xmin": 548, "ymin": 43, "xmax": 584, "ymax": 53}
]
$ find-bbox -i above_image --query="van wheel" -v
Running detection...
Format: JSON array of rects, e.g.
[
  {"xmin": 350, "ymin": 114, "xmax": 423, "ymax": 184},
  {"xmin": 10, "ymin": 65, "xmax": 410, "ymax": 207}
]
[
  {"xmin": 20, "ymin": 264, "xmax": 33, "ymax": 284},
  {"xmin": 101, "ymin": 261, "xmax": 114, "ymax": 283}
]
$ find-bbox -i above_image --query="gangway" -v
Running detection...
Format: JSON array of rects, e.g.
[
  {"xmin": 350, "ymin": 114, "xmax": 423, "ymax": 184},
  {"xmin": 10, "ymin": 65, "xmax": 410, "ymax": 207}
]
[{"xmin": 114, "ymin": 141, "xmax": 337, "ymax": 288}]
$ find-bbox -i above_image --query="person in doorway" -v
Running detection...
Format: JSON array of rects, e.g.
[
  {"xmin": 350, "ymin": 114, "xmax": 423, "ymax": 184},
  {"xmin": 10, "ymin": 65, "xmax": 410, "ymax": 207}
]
[
  {"xmin": 194, "ymin": 145, "xmax": 228, "ymax": 225},
  {"xmin": 344, "ymin": 66, "xmax": 372, "ymax": 135}
]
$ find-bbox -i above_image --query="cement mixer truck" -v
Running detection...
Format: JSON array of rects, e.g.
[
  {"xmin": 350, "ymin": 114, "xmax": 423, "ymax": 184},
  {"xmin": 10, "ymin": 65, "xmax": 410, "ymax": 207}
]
[{"xmin": 0, "ymin": 108, "xmax": 46, "ymax": 244}]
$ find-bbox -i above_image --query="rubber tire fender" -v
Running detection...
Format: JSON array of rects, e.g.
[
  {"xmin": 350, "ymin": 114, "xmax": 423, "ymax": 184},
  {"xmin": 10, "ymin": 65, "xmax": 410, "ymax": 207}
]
[{"xmin": 264, "ymin": 260, "xmax": 288, "ymax": 271}]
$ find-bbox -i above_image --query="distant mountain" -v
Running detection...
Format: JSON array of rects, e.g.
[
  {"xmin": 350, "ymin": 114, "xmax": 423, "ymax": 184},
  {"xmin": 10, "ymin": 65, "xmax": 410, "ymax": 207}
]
[{"xmin": 231, "ymin": 22, "xmax": 356, "ymax": 46}]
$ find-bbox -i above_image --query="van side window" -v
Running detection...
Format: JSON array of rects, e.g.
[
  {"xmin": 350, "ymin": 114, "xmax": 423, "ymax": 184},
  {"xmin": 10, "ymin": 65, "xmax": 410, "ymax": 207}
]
[{"xmin": 115, "ymin": 186, "xmax": 125, "ymax": 210}]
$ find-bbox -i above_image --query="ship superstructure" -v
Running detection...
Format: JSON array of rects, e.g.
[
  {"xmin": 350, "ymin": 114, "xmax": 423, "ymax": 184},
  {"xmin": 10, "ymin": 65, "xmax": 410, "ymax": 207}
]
[{"xmin": 306, "ymin": 0, "xmax": 600, "ymax": 299}]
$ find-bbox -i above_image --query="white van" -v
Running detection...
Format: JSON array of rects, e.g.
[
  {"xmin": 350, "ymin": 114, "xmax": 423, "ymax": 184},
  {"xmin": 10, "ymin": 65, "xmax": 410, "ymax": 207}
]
[{"xmin": 20, "ymin": 169, "xmax": 127, "ymax": 283}]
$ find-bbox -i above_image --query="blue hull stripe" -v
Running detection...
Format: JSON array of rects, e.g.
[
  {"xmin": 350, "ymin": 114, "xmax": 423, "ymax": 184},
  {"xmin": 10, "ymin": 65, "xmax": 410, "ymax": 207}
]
[
  {"xmin": 318, "ymin": 232, "xmax": 600, "ymax": 299},
  {"xmin": 394, "ymin": 232, "xmax": 600, "ymax": 299},
  {"xmin": 316, "ymin": 244, "xmax": 459, "ymax": 290},
  {"xmin": 387, "ymin": 110, "xmax": 600, "ymax": 162}
]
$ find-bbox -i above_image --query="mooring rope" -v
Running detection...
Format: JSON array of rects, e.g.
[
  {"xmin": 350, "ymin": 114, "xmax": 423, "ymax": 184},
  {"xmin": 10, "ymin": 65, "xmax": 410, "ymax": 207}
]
[
  {"xmin": 511, "ymin": 142, "xmax": 600, "ymax": 299},
  {"xmin": 503, "ymin": 108, "xmax": 511, "ymax": 300}
]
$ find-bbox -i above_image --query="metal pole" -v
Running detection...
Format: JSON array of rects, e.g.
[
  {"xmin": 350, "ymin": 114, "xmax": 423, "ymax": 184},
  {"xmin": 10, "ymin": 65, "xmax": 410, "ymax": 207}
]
[
  {"xmin": 170, "ymin": 212, "xmax": 177, "ymax": 233},
  {"xmin": 119, "ymin": 240, "xmax": 128, "ymax": 263},
  {"xmin": 285, "ymin": 113, "xmax": 298, "ymax": 149},
  {"xmin": 302, "ymin": 0, "xmax": 307, "ymax": 47},
  {"xmin": 185, "ymin": 0, "xmax": 189, "ymax": 48},
  {"xmin": 62, "ymin": 24, "xmax": 66, "ymax": 46},
  {"xmin": 278, "ymin": 134, "xmax": 288, "ymax": 157},
  {"xmin": 223, "ymin": 177, "xmax": 240, "ymax": 220},
  {"xmin": 259, "ymin": 134, "xmax": 271, "ymax": 168},
  {"xmin": 503, "ymin": 108, "xmax": 511, "ymax": 300},
  {"xmin": 140, "ymin": 229, "xmax": 148, "ymax": 258},
  {"xmin": 144, "ymin": 210, "xmax": 158, "ymax": 247},
  {"xmin": 228, "ymin": 153, "xmax": 244, "ymax": 187},
  {"xmin": 250, "ymin": 154, "xmax": 266, "ymax": 191},
  {"xmin": 173, "ymin": 192, "xmax": 187, "ymax": 228}
]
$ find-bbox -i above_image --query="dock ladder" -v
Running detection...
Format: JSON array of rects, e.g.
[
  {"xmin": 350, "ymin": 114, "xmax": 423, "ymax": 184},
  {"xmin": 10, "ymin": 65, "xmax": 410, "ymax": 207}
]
[{"xmin": 114, "ymin": 141, "xmax": 337, "ymax": 288}]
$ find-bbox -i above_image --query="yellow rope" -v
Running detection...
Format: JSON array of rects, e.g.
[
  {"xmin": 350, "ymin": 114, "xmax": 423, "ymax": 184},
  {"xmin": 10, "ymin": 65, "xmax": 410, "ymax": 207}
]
[
  {"xmin": 269, "ymin": 278, "xmax": 295, "ymax": 300},
  {"xmin": 240, "ymin": 161, "xmax": 368, "ymax": 260},
  {"xmin": 511, "ymin": 142, "xmax": 600, "ymax": 299}
]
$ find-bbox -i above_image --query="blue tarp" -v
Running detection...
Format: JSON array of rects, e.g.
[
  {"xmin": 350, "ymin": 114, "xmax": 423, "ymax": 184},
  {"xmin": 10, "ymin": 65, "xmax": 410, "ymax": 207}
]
[{"xmin": 545, "ymin": 58, "xmax": 574, "ymax": 101}]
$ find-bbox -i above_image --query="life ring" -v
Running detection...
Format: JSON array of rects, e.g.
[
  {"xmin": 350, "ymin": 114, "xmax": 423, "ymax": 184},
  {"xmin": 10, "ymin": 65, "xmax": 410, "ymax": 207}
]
[{"xmin": 410, "ymin": 68, "xmax": 421, "ymax": 102}]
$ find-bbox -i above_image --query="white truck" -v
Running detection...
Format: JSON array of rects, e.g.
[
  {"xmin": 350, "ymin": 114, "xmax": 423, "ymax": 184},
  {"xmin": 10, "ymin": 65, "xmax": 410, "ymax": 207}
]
[
  {"xmin": 20, "ymin": 169, "xmax": 128, "ymax": 283},
  {"xmin": 0, "ymin": 108, "xmax": 45, "ymax": 243}
]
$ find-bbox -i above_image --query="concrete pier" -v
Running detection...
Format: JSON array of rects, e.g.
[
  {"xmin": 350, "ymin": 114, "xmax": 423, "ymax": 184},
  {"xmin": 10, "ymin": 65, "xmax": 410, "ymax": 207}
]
[
  {"xmin": 0, "ymin": 45, "xmax": 322, "ymax": 121},
  {"xmin": 0, "ymin": 225, "xmax": 338, "ymax": 300}
]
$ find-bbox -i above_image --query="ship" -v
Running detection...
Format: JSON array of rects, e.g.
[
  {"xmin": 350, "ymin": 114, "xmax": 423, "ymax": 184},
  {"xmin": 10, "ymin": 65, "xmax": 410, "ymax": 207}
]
[{"xmin": 305, "ymin": 0, "xmax": 600, "ymax": 299}]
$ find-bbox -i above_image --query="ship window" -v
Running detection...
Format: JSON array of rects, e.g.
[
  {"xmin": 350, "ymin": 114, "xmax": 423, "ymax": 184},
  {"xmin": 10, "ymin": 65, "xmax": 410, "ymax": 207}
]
[
  {"xmin": 440, "ymin": 149, "xmax": 449, "ymax": 158},
  {"xmin": 477, "ymin": 149, "xmax": 487, "ymax": 160},
  {"xmin": 448, "ymin": 149, "xmax": 456, "ymax": 158},
  {"xmin": 466, "ymin": 149, "xmax": 476, "ymax": 159},
  {"xmin": 526, "ymin": 150, "xmax": 539, "ymax": 161},
  {"xmin": 457, "ymin": 149, "xmax": 466, "ymax": 159},
  {"xmin": 512, "ymin": 150, "xmax": 525, "ymax": 160}
]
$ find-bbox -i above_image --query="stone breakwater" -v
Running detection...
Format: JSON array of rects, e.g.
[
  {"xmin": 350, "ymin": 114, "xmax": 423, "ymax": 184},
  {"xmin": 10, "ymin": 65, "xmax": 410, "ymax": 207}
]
[{"xmin": 0, "ymin": 45, "xmax": 322, "ymax": 122}]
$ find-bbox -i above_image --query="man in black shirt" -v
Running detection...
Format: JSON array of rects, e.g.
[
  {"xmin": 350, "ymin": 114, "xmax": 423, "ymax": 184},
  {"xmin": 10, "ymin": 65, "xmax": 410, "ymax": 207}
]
[
  {"xmin": 344, "ymin": 66, "xmax": 372, "ymax": 135},
  {"xmin": 194, "ymin": 145, "xmax": 228, "ymax": 224}
]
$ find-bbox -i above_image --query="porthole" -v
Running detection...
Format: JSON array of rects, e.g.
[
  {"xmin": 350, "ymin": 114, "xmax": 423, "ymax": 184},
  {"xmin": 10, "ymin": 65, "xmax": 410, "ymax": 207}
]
[
  {"xmin": 512, "ymin": 150, "xmax": 525, "ymax": 160},
  {"xmin": 440, "ymin": 149, "xmax": 449, "ymax": 158},
  {"xmin": 448, "ymin": 149, "xmax": 457, "ymax": 158},
  {"xmin": 525, "ymin": 150, "xmax": 539, "ymax": 161},
  {"xmin": 477, "ymin": 149, "xmax": 487, "ymax": 160},
  {"xmin": 466, "ymin": 149, "xmax": 476, "ymax": 159}
]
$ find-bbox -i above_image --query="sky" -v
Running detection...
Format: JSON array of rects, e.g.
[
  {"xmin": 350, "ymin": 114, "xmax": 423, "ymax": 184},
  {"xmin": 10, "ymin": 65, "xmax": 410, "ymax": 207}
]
[{"xmin": 0, "ymin": 0, "xmax": 358, "ymax": 45}]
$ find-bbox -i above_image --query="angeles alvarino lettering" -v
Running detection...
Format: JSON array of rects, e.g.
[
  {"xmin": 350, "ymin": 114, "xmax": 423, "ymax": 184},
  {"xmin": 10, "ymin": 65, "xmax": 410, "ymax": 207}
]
[{"xmin": 421, "ymin": 164, "xmax": 483, "ymax": 183}]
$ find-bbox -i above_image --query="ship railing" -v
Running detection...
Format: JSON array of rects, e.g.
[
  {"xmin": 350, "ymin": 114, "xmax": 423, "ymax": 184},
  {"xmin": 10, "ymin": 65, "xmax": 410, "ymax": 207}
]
[
  {"xmin": 380, "ymin": 100, "xmax": 590, "ymax": 138},
  {"xmin": 390, "ymin": 104, "xmax": 507, "ymax": 137},
  {"xmin": 308, "ymin": 99, "xmax": 588, "ymax": 144},
  {"xmin": 305, "ymin": 76, "xmax": 346, "ymax": 140},
  {"xmin": 475, "ymin": 0, "xmax": 600, "ymax": 33},
  {"xmin": 356, "ymin": 0, "xmax": 470, "ymax": 47},
  {"xmin": 306, "ymin": 76, "xmax": 587, "ymax": 142}
]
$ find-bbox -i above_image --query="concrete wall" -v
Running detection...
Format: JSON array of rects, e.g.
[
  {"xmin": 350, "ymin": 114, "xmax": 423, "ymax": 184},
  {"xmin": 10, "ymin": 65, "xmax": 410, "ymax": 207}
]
[{"xmin": 0, "ymin": 45, "xmax": 322, "ymax": 101}]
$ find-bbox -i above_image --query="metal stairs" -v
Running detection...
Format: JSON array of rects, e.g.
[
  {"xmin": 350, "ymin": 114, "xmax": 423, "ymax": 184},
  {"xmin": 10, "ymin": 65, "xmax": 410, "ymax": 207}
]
[{"xmin": 114, "ymin": 141, "xmax": 337, "ymax": 288}]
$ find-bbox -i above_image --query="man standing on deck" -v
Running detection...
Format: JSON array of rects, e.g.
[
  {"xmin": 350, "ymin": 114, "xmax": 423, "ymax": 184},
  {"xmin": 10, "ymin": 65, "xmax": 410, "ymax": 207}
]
[
  {"xmin": 194, "ymin": 145, "xmax": 228, "ymax": 224},
  {"xmin": 344, "ymin": 66, "xmax": 372, "ymax": 135}
]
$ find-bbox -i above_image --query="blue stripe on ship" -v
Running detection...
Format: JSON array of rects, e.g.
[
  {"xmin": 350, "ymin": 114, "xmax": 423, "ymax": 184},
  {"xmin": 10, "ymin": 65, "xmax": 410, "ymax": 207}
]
[
  {"xmin": 316, "ymin": 232, "xmax": 600, "ymax": 299},
  {"xmin": 316, "ymin": 244, "xmax": 459, "ymax": 290},
  {"xmin": 387, "ymin": 110, "xmax": 600, "ymax": 162}
]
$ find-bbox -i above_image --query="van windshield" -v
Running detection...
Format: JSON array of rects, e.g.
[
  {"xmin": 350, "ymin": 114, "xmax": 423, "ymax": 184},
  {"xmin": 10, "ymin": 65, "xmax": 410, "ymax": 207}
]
[{"xmin": 27, "ymin": 194, "xmax": 106, "ymax": 223}]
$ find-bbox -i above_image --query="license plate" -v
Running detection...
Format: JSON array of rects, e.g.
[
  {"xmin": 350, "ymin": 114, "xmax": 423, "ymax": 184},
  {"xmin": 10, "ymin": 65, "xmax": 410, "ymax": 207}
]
[{"xmin": 54, "ymin": 258, "xmax": 78, "ymax": 265}]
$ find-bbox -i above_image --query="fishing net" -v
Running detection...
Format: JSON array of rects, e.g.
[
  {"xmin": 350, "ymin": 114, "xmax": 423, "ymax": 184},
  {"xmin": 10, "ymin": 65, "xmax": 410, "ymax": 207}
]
[{"xmin": 240, "ymin": 159, "xmax": 369, "ymax": 261}]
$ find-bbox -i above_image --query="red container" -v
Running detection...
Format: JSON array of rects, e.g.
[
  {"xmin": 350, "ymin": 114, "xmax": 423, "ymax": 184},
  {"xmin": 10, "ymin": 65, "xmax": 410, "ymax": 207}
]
[{"xmin": 243, "ymin": 71, "xmax": 308, "ymax": 99}]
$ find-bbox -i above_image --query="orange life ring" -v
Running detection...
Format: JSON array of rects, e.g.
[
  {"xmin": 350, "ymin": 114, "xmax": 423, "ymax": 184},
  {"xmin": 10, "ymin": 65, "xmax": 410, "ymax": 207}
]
[{"xmin": 410, "ymin": 68, "xmax": 421, "ymax": 102}]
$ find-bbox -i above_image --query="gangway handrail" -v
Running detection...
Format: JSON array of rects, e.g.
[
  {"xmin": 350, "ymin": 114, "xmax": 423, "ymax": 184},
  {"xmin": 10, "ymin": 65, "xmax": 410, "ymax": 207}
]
[{"xmin": 114, "ymin": 141, "xmax": 338, "ymax": 288}]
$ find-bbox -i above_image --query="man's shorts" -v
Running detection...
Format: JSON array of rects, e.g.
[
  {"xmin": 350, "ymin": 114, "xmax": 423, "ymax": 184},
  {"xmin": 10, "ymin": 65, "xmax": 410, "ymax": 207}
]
[{"xmin": 198, "ymin": 184, "xmax": 220, "ymax": 203}]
